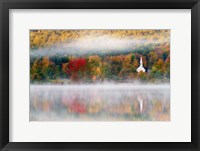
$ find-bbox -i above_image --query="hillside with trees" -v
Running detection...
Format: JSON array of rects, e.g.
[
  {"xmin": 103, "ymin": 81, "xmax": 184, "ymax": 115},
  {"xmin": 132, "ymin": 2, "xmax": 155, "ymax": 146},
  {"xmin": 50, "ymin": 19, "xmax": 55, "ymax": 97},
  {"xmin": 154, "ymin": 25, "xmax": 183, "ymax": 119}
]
[{"xmin": 30, "ymin": 30, "xmax": 170, "ymax": 84}]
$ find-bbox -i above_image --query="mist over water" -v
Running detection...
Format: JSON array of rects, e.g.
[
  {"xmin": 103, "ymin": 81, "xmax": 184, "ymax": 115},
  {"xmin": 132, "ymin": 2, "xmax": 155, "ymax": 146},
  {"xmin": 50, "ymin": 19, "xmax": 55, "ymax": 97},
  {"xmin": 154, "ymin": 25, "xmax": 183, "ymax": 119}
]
[{"xmin": 30, "ymin": 84, "xmax": 170, "ymax": 121}]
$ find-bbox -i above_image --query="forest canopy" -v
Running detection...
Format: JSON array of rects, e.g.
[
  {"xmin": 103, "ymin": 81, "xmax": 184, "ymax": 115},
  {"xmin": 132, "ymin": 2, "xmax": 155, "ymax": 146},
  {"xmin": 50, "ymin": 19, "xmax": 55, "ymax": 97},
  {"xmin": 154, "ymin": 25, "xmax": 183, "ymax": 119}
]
[{"xmin": 30, "ymin": 30, "xmax": 170, "ymax": 84}]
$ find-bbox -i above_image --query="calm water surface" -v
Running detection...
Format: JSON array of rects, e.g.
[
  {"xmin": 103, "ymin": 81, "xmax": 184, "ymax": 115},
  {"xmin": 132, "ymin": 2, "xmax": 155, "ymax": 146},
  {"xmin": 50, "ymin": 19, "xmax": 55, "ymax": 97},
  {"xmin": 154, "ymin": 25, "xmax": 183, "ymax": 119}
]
[{"xmin": 30, "ymin": 84, "xmax": 170, "ymax": 121}]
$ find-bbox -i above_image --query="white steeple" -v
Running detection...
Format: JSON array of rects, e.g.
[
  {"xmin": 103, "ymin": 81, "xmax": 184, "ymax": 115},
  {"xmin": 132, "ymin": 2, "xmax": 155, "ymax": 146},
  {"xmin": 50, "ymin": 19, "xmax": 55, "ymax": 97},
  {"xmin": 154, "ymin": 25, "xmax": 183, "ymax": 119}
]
[
  {"xmin": 140, "ymin": 57, "xmax": 143, "ymax": 65},
  {"xmin": 136, "ymin": 57, "xmax": 146, "ymax": 73}
]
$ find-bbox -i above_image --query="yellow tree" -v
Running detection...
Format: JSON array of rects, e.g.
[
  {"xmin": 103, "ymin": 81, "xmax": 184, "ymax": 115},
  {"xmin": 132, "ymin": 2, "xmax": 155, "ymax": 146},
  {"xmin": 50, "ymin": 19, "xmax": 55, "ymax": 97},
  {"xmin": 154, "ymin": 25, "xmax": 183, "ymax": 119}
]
[{"xmin": 88, "ymin": 55, "xmax": 102, "ymax": 81}]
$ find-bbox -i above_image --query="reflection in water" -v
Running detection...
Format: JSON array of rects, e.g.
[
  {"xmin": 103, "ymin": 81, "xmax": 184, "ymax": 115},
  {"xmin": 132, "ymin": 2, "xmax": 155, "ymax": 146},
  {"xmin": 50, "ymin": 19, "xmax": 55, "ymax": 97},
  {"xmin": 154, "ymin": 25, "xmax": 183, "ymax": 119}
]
[
  {"xmin": 30, "ymin": 85, "xmax": 170, "ymax": 121},
  {"xmin": 138, "ymin": 96, "xmax": 143, "ymax": 113}
]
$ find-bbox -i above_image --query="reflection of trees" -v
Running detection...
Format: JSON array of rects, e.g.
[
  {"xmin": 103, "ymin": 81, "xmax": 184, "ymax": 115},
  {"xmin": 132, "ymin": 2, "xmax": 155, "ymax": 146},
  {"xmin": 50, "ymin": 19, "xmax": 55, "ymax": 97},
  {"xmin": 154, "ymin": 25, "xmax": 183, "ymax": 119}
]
[
  {"xmin": 30, "ymin": 88, "xmax": 64, "ymax": 113},
  {"xmin": 30, "ymin": 86, "xmax": 170, "ymax": 121}
]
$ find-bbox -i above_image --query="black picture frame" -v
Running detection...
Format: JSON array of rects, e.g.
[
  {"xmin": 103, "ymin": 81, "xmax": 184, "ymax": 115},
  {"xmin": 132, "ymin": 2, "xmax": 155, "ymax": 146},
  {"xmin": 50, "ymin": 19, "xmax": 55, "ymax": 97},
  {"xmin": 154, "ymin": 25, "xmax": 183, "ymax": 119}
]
[{"xmin": 0, "ymin": 0, "xmax": 200, "ymax": 151}]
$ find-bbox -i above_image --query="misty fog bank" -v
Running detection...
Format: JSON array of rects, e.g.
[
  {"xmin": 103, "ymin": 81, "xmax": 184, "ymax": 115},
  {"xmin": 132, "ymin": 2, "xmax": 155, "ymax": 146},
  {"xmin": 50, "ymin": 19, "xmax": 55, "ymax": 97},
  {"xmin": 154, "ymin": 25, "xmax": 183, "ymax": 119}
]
[
  {"xmin": 30, "ymin": 36, "xmax": 168, "ymax": 57},
  {"xmin": 30, "ymin": 83, "xmax": 170, "ymax": 89}
]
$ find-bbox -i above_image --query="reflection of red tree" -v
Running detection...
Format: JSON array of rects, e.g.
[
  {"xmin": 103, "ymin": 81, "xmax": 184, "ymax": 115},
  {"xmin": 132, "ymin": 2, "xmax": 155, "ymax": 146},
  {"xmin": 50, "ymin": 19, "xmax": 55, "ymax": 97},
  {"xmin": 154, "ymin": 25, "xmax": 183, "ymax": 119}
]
[
  {"xmin": 66, "ymin": 58, "xmax": 87, "ymax": 81},
  {"xmin": 68, "ymin": 101, "xmax": 86, "ymax": 114}
]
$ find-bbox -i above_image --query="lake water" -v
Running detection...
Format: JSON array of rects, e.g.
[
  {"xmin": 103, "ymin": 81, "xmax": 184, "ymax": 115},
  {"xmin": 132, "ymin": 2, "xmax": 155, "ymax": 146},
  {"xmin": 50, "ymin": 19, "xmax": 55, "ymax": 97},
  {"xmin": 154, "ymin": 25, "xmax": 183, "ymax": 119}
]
[{"xmin": 30, "ymin": 84, "xmax": 170, "ymax": 121}]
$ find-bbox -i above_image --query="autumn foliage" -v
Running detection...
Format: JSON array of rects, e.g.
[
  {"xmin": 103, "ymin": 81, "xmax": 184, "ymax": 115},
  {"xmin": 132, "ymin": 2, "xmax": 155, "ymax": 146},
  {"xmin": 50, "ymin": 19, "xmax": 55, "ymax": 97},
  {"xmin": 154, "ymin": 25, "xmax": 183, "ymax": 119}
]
[
  {"xmin": 30, "ymin": 30, "xmax": 170, "ymax": 83},
  {"xmin": 66, "ymin": 58, "xmax": 87, "ymax": 81}
]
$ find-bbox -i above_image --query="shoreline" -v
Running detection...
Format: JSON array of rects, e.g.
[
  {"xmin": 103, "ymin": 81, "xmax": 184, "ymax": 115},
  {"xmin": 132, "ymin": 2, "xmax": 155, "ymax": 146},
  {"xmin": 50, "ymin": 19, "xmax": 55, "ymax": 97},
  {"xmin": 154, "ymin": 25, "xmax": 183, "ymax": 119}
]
[{"xmin": 30, "ymin": 83, "xmax": 170, "ymax": 89}]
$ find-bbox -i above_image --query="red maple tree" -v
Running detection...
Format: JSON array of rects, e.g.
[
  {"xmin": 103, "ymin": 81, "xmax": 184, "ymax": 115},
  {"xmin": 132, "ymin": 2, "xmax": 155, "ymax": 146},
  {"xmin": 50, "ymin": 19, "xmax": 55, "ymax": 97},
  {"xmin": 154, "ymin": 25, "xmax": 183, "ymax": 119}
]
[{"xmin": 66, "ymin": 58, "xmax": 87, "ymax": 81}]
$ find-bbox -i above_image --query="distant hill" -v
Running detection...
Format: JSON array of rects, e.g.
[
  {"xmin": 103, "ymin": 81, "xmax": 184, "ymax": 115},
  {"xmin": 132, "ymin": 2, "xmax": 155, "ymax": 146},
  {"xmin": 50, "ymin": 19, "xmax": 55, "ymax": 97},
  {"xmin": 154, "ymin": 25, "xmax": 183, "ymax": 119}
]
[
  {"xmin": 30, "ymin": 29, "xmax": 170, "ymax": 49},
  {"xmin": 30, "ymin": 30, "xmax": 170, "ymax": 57}
]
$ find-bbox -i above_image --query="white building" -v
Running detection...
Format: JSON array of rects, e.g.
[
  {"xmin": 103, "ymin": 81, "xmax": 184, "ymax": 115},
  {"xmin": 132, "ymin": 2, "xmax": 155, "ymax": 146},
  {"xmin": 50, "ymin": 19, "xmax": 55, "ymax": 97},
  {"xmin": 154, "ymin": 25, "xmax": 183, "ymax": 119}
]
[{"xmin": 136, "ymin": 57, "xmax": 146, "ymax": 73}]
